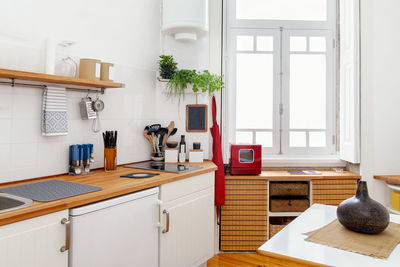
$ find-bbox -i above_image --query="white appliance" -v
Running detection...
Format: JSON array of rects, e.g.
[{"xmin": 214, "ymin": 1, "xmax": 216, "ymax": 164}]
[
  {"xmin": 68, "ymin": 187, "xmax": 159, "ymax": 267},
  {"xmin": 162, "ymin": 0, "xmax": 209, "ymax": 41}
]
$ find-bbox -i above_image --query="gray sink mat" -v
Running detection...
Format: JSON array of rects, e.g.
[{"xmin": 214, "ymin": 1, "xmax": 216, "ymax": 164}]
[{"xmin": 0, "ymin": 180, "xmax": 102, "ymax": 202}]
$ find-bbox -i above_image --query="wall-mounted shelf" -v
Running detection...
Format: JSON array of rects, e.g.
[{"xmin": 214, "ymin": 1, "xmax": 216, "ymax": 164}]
[{"xmin": 0, "ymin": 68, "xmax": 124, "ymax": 94}]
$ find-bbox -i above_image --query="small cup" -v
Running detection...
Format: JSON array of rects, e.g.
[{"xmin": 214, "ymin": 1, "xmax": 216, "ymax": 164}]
[
  {"xmin": 193, "ymin": 142, "xmax": 201, "ymax": 150},
  {"xmin": 104, "ymin": 148, "xmax": 117, "ymax": 172}
]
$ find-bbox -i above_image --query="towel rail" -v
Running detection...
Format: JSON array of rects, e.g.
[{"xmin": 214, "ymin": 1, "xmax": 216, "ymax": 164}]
[{"xmin": 0, "ymin": 79, "xmax": 105, "ymax": 94}]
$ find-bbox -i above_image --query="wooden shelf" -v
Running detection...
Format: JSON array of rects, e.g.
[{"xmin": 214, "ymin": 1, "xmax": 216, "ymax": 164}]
[{"xmin": 0, "ymin": 68, "xmax": 124, "ymax": 92}]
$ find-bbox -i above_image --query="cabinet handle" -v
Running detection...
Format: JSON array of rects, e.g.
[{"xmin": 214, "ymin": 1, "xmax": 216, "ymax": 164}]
[
  {"xmin": 60, "ymin": 218, "xmax": 70, "ymax": 252},
  {"xmin": 162, "ymin": 209, "xmax": 170, "ymax": 234}
]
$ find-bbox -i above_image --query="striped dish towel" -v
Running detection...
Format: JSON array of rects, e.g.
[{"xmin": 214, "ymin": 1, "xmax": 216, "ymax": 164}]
[{"xmin": 41, "ymin": 86, "xmax": 68, "ymax": 136}]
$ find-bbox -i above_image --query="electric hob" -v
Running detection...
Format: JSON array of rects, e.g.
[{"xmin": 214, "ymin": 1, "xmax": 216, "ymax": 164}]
[{"xmin": 124, "ymin": 162, "xmax": 202, "ymax": 173}]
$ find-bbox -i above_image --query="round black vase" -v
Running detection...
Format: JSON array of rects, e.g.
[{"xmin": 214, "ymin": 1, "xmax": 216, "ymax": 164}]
[{"xmin": 336, "ymin": 181, "xmax": 389, "ymax": 234}]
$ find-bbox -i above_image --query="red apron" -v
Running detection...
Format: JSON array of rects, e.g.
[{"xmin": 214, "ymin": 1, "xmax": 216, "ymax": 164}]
[{"xmin": 210, "ymin": 96, "xmax": 225, "ymax": 208}]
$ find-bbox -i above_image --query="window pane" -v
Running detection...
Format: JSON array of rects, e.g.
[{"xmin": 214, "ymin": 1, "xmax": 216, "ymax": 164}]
[
  {"xmin": 309, "ymin": 37, "xmax": 326, "ymax": 52},
  {"xmin": 257, "ymin": 36, "xmax": 273, "ymax": 51},
  {"xmin": 290, "ymin": 54, "xmax": 326, "ymax": 129},
  {"xmin": 309, "ymin": 131, "xmax": 326, "ymax": 147},
  {"xmin": 290, "ymin": 37, "xmax": 307, "ymax": 52},
  {"xmin": 236, "ymin": 131, "xmax": 253, "ymax": 144},
  {"xmin": 256, "ymin": 132, "xmax": 273, "ymax": 147},
  {"xmin": 236, "ymin": 54, "xmax": 274, "ymax": 129},
  {"xmin": 237, "ymin": 36, "xmax": 254, "ymax": 51},
  {"xmin": 290, "ymin": 132, "xmax": 306, "ymax": 147},
  {"xmin": 236, "ymin": 0, "xmax": 327, "ymax": 21}
]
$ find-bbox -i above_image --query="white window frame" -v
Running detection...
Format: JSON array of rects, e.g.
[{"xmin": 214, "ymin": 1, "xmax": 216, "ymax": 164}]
[
  {"xmin": 228, "ymin": 0, "xmax": 336, "ymax": 30},
  {"xmin": 224, "ymin": 0, "xmax": 337, "ymax": 158},
  {"xmin": 227, "ymin": 28, "xmax": 281, "ymax": 155},
  {"xmin": 281, "ymin": 29, "xmax": 336, "ymax": 155}
]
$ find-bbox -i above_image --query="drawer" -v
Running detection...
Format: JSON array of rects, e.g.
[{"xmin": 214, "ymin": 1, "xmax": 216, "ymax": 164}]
[
  {"xmin": 221, "ymin": 220, "xmax": 267, "ymax": 226},
  {"xmin": 312, "ymin": 179, "xmax": 358, "ymax": 185},
  {"xmin": 270, "ymin": 182, "xmax": 309, "ymax": 196},
  {"xmin": 225, "ymin": 194, "xmax": 268, "ymax": 201},
  {"xmin": 160, "ymin": 172, "xmax": 214, "ymax": 202},
  {"xmin": 270, "ymin": 199, "xmax": 309, "ymax": 212},
  {"xmin": 221, "ymin": 215, "xmax": 266, "ymax": 221},
  {"xmin": 313, "ymin": 194, "xmax": 353, "ymax": 200}
]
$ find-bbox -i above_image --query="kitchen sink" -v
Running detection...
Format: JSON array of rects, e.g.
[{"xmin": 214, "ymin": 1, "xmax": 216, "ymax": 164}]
[{"xmin": 0, "ymin": 193, "xmax": 33, "ymax": 213}]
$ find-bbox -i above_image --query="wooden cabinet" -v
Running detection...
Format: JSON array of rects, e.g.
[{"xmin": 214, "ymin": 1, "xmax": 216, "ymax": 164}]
[
  {"xmin": 312, "ymin": 179, "xmax": 359, "ymax": 206},
  {"xmin": 0, "ymin": 210, "xmax": 68, "ymax": 267},
  {"xmin": 220, "ymin": 180, "xmax": 268, "ymax": 251},
  {"xmin": 159, "ymin": 172, "xmax": 215, "ymax": 267}
]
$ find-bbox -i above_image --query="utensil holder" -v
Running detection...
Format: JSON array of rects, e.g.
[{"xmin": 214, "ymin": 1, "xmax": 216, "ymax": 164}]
[{"xmin": 104, "ymin": 148, "xmax": 117, "ymax": 172}]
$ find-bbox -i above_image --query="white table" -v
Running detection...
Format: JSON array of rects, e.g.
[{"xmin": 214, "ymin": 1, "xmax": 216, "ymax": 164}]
[{"xmin": 257, "ymin": 204, "xmax": 400, "ymax": 267}]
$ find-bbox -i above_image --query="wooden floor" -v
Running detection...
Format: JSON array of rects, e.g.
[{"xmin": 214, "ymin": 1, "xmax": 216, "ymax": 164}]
[{"xmin": 207, "ymin": 253, "xmax": 309, "ymax": 267}]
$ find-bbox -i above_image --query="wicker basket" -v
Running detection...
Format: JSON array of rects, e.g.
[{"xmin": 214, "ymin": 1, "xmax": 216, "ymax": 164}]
[
  {"xmin": 270, "ymin": 198, "xmax": 309, "ymax": 212},
  {"xmin": 270, "ymin": 182, "xmax": 309, "ymax": 197},
  {"xmin": 269, "ymin": 217, "xmax": 294, "ymax": 238}
]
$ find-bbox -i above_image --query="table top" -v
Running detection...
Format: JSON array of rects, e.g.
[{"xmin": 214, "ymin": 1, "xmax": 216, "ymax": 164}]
[{"xmin": 257, "ymin": 204, "xmax": 400, "ymax": 267}]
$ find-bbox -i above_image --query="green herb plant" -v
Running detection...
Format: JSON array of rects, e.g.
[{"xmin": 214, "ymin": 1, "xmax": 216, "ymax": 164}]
[
  {"xmin": 158, "ymin": 55, "xmax": 178, "ymax": 79},
  {"xmin": 166, "ymin": 69, "xmax": 197, "ymax": 99},
  {"xmin": 166, "ymin": 69, "xmax": 224, "ymax": 100},
  {"xmin": 192, "ymin": 70, "xmax": 225, "ymax": 96}
]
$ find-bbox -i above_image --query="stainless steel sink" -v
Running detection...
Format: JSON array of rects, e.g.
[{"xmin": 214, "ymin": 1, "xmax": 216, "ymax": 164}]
[{"xmin": 0, "ymin": 193, "xmax": 33, "ymax": 213}]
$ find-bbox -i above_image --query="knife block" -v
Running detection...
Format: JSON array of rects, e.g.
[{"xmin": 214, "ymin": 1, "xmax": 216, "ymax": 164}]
[{"xmin": 104, "ymin": 148, "xmax": 117, "ymax": 172}]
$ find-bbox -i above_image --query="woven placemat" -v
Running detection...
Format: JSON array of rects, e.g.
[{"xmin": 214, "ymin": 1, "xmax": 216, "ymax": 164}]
[{"xmin": 304, "ymin": 219, "xmax": 400, "ymax": 259}]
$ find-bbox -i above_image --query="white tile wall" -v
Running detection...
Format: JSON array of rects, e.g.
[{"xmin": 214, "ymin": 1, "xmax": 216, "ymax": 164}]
[{"xmin": 0, "ymin": 0, "xmax": 212, "ymax": 183}]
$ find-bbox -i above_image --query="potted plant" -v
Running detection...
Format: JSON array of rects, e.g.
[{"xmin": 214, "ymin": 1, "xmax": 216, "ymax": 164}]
[
  {"xmin": 158, "ymin": 55, "xmax": 178, "ymax": 80},
  {"xmin": 166, "ymin": 69, "xmax": 224, "ymax": 99}
]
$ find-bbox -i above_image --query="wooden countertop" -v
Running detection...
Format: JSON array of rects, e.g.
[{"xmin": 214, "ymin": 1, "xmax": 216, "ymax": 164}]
[
  {"xmin": 374, "ymin": 175, "xmax": 400, "ymax": 185},
  {"xmin": 226, "ymin": 170, "xmax": 360, "ymax": 180},
  {"xmin": 0, "ymin": 161, "xmax": 217, "ymax": 226}
]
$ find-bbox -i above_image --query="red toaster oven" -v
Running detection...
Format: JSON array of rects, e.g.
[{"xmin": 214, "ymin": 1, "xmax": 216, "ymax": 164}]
[{"xmin": 230, "ymin": 144, "xmax": 262, "ymax": 175}]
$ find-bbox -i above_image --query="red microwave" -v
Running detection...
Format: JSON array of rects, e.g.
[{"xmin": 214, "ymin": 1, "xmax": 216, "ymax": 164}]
[{"xmin": 230, "ymin": 144, "xmax": 262, "ymax": 175}]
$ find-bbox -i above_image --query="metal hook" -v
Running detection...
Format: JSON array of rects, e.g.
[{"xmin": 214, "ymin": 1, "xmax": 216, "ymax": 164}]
[{"xmin": 11, "ymin": 78, "xmax": 15, "ymax": 87}]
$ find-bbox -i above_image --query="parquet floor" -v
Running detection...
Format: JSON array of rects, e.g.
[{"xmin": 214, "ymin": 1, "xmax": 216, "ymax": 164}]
[{"xmin": 207, "ymin": 253, "xmax": 310, "ymax": 267}]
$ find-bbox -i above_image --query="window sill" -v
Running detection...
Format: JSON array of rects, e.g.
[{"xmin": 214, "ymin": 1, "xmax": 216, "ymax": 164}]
[{"xmin": 262, "ymin": 155, "xmax": 346, "ymax": 168}]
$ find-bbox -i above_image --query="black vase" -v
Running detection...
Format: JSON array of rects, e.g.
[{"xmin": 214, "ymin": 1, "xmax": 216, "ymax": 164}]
[{"xmin": 336, "ymin": 181, "xmax": 389, "ymax": 234}]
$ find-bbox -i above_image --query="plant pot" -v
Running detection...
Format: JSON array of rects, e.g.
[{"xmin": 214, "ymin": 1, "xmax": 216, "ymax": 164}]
[{"xmin": 336, "ymin": 181, "xmax": 389, "ymax": 234}]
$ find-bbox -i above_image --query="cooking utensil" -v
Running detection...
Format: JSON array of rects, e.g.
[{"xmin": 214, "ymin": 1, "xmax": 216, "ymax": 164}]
[
  {"xmin": 158, "ymin": 128, "xmax": 169, "ymax": 147},
  {"xmin": 144, "ymin": 126, "xmax": 153, "ymax": 146},
  {"xmin": 162, "ymin": 121, "xmax": 175, "ymax": 146},
  {"xmin": 170, "ymin": 128, "xmax": 177, "ymax": 136},
  {"xmin": 92, "ymin": 97, "xmax": 105, "ymax": 112}
]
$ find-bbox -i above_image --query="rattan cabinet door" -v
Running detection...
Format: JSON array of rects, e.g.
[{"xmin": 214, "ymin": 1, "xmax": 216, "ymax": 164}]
[
  {"xmin": 220, "ymin": 179, "xmax": 268, "ymax": 251},
  {"xmin": 312, "ymin": 179, "xmax": 359, "ymax": 206}
]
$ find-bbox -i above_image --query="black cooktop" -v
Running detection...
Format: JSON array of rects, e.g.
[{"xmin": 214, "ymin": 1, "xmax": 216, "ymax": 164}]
[{"xmin": 124, "ymin": 162, "xmax": 202, "ymax": 173}]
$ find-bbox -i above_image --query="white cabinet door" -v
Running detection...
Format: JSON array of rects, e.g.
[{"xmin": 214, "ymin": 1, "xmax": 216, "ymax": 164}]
[
  {"xmin": 0, "ymin": 210, "xmax": 69, "ymax": 267},
  {"xmin": 159, "ymin": 172, "xmax": 215, "ymax": 267}
]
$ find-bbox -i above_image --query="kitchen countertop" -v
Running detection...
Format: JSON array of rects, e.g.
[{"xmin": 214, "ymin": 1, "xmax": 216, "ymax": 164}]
[
  {"xmin": 257, "ymin": 204, "xmax": 400, "ymax": 267},
  {"xmin": 0, "ymin": 161, "xmax": 217, "ymax": 226},
  {"xmin": 374, "ymin": 175, "xmax": 400, "ymax": 185},
  {"xmin": 226, "ymin": 170, "xmax": 360, "ymax": 180}
]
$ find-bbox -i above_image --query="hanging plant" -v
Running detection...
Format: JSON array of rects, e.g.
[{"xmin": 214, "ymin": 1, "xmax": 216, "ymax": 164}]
[
  {"xmin": 166, "ymin": 69, "xmax": 224, "ymax": 100},
  {"xmin": 192, "ymin": 70, "xmax": 225, "ymax": 96},
  {"xmin": 166, "ymin": 69, "xmax": 197, "ymax": 99},
  {"xmin": 158, "ymin": 55, "xmax": 178, "ymax": 79}
]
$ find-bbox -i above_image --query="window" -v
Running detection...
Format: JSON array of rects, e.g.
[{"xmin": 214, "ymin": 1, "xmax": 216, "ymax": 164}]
[{"xmin": 226, "ymin": 0, "xmax": 336, "ymax": 156}]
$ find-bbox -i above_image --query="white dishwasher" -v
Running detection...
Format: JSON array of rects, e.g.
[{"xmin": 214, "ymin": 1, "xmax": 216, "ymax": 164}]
[{"xmin": 69, "ymin": 187, "xmax": 159, "ymax": 267}]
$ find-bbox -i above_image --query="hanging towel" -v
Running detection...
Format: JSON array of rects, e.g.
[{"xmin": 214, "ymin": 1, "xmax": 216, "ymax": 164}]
[
  {"xmin": 210, "ymin": 96, "xmax": 225, "ymax": 212},
  {"xmin": 42, "ymin": 86, "xmax": 68, "ymax": 136}
]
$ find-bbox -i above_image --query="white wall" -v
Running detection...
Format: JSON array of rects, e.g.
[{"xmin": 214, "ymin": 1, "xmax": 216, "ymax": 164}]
[
  {"xmin": 360, "ymin": 0, "xmax": 400, "ymax": 204},
  {"xmin": 0, "ymin": 0, "xmax": 217, "ymax": 183}
]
